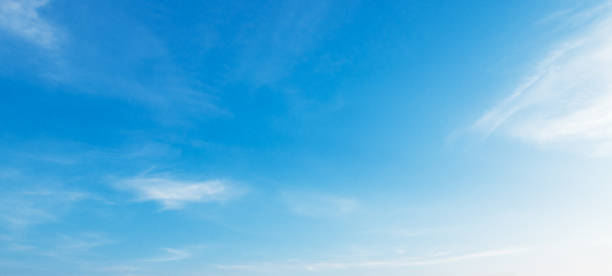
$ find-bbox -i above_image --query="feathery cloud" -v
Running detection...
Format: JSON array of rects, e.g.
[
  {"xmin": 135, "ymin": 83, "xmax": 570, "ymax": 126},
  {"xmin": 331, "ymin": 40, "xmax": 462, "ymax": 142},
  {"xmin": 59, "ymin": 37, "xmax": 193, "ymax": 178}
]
[
  {"xmin": 473, "ymin": 3, "xmax": 612, "ymax": 156},
  {"xmin": 119, "ymin": 177, "xmax": 238, "ymax": 210}
]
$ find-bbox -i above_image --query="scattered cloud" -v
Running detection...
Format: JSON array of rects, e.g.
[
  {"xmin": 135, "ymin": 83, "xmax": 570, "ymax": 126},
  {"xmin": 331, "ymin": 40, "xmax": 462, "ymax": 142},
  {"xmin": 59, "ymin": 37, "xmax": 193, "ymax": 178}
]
[
  {"xmin": 282, "ymin": 192, "xmax": 358, "ymax": 218},
  {"xmin": 118, "ymin": 177, "xmax": 239, "ymax": 210},
  {"xmin": 0, "ymin": 0, "xmax": 60, "ymax": 48},
  {"xmin": 473, "ymin": 3, "xmax": 612, "ymax": 156}
]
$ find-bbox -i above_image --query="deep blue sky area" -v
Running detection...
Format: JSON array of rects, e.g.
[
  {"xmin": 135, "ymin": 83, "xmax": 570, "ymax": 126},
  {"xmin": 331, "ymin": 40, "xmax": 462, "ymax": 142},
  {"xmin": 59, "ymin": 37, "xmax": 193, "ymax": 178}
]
[{"xmin": 2, "ymin": 0, "xmax": 612, "ymax": 275}]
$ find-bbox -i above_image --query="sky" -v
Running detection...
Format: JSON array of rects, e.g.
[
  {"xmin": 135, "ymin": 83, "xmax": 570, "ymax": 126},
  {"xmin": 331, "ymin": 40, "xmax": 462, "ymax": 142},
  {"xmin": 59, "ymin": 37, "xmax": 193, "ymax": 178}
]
[{"xmin": 2, "ymin": 0, "xmax": 612, "ymax": 275}]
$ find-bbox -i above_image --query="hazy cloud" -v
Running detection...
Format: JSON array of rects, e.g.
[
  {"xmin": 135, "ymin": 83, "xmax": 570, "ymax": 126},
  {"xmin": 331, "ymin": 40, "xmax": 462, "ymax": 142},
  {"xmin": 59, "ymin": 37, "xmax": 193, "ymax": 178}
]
[
  {"xmin": 0, "ymin": 0, "xmax": 60, "ymax": 48},
  {"xmin": 0, "ymin": 188, "xmax": 97, "ymax": 229},
  {"xmin": 282, "ymin": 192, "xmax": 358, "ymax": 218}
]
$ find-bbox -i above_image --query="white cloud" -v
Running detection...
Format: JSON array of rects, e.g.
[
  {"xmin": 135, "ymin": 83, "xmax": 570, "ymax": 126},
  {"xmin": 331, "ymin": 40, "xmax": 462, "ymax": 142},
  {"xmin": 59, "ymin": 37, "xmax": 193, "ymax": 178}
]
[
  {"xmin": 0, "ymin": 0, "xmax": 59, "ymax": 48},
  {"xmin": 282, "ymin": 192, "xmax": 358, "ymax": 218},
  {"xmin": 119, "ymin": 177, "xmax": 237, "ymax": 210},
  {"xmin": 473, "ymin": 3, "xmax": 612, "ymax": 156}
]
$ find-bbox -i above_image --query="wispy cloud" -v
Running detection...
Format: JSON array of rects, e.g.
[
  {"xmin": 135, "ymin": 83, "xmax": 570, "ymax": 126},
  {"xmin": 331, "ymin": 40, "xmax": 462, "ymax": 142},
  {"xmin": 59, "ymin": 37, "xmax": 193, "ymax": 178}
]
[
  {"xmin": 55, "ymin": 232, "xmax": 114, "ymax": 251},
  {"xmin": 0, "ymin": 200, "xmax": 53, "ymax": 229},
  {"xmin": 0, "ymin": 0, "xmax": 60, "ymax": 48},
  {"xmin": 303, "ymin": 247, "xmax": 530, "ymax": 271},
  {"xmin": 1, "ymin": 231, "xmax": 116, "ymax": 271},
  {"xmin": 231, "ymin": 1, "xmax": 331, "ymax": 87},
  {"xmin": 218, "ymin": 246, "xmax": 530, "ymax": 272},
  {"xmin": 473, "ymin": 2, "xmax": 612, "ymax": 156},
  {"xmin": 118, "ymin": 177, "xmax": 239, "ymax": 210},
  {"xmin": 0, "ymin": 1, "xmax": 224, "ymax": 121},
  {"xmin": 0, "ymin": 188, "xmax": 98, "ymax": 229},
  {"xmin": 95, "ymin": 265, "xmax": 143, "ymax": 274},
  {"xmin": 282, "ymin": 192, "xmax": 358, "ymax": 218},
  {"xmin": 145, "ymin": 248, "xmax": 191, "ymax": 262}
]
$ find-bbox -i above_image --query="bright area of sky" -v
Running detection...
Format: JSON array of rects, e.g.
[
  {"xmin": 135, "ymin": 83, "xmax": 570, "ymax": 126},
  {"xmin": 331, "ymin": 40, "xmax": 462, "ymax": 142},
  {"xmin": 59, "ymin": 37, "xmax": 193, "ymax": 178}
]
[{"xmin": 2, "ymin": 0, "xmax": 612, "ymax": 275}]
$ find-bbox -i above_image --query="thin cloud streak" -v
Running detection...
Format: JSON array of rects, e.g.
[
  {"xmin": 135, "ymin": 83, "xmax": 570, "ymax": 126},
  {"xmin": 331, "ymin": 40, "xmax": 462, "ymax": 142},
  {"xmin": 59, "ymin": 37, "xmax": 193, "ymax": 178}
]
[
  {"xmin": 144, "ymin": 248, "xmax": 191, "ymax": 262},
  {"xmin": 217, "ymin": 246, "xmax": 530, "ymax": 272},
  {"xmin": 473, "ymin": 2, "xmax": 612, "ymax": 156},
  {"xmin": 304, "ymin": 247, "xmax": 530, "ymax": 270}
]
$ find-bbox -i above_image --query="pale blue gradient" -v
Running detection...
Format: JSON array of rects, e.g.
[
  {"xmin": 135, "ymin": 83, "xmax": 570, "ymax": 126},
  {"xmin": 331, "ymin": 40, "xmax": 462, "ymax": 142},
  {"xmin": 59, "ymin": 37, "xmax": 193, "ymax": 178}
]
[{"xmin": 1, "ymin": 0, "xmax": 612, "ymax": 275}]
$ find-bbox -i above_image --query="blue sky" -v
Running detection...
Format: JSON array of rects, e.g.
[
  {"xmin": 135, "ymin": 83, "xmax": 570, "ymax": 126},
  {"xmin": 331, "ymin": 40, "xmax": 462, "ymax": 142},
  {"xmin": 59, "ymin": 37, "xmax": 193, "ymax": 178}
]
[{"xmin": 2, "ymin": 0, "xmax": 612, "ymax": 275}]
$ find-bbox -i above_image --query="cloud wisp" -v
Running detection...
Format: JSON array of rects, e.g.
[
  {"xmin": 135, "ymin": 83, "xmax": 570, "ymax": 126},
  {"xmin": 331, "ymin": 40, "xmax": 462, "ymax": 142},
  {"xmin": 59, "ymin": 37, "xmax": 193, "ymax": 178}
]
[
  {"xmin": 217, "ymin": 246, "xmax": 530, "ymax": 272},
  {"xmin": 0, "ymin": 1, "xmax": 224, "ymax": 121},
  {"xmin": 303, "ymin": 247, "xmax": 529, "ymax": 271},
  {"xmin": 473, "ymin": 2, "xmax": 612, "ymax": 156},
  {"xmin": 144, "ymin": 248, "xmax": 191, "ymax": 263},
  {"xmin": 56, "ymin": 232, "xmax": 114, "ymax": 252},
  {"xmin": 118, "ymin": 177, "xmax": 238, "ymax": 210},
  {"xmin": 0, "ymin": 188, "xmax": 100, "ymax": 229},
  {"xmin": 0, "ymin": 0, "xmax": 60, "ymax": 48}
]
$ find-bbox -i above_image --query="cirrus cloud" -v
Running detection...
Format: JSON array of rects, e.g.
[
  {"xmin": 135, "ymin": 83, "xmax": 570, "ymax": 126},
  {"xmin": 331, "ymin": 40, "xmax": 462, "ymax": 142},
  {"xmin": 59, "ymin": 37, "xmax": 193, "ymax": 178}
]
[{"xmin": 473, "ymin": 2, "xmax": 612, "ymax": 156}]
